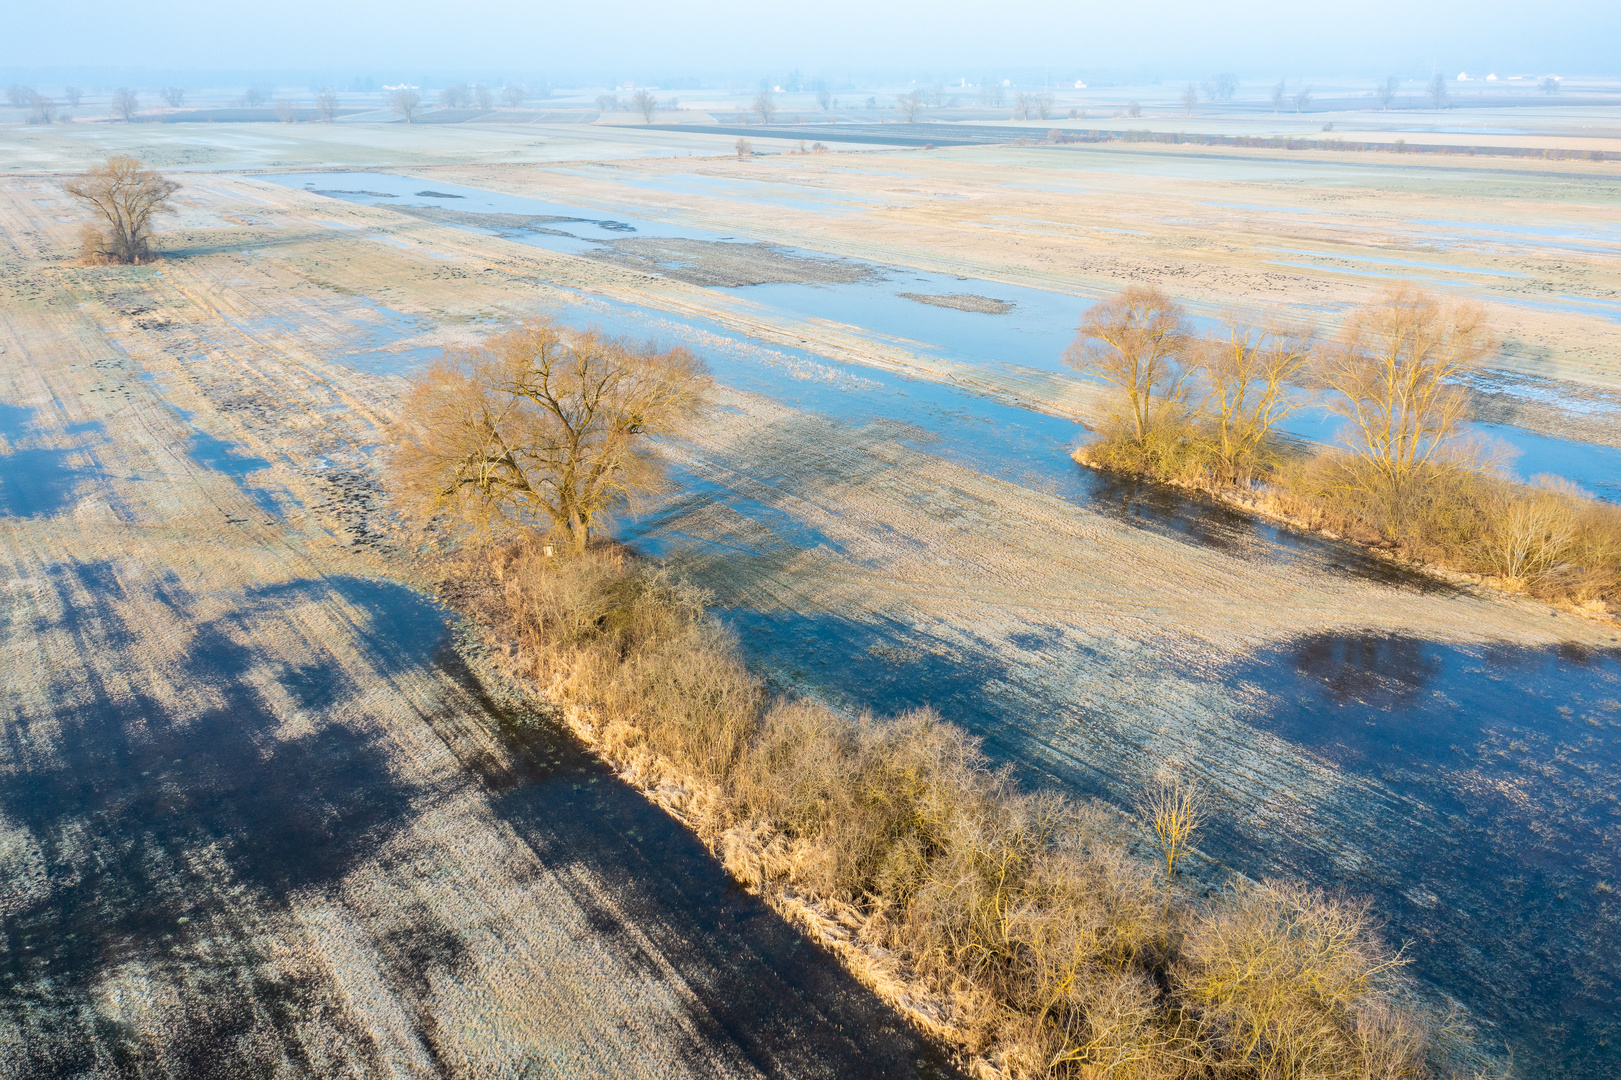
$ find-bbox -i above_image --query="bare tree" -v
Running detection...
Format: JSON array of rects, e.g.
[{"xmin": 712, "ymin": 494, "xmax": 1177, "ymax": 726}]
[
  {"xmin": 1376, "ymin": 76, "xmax": 1399, "ymax": 110},
  {"xmin": 474, "ymin": 83, "xmax": 493, "ymax": 110},
  {"xmin": 391, "ymin": 89, "xmax": 421, "ymax": 122},
  {"xmin": 389, "ymin": 320, "xmax": 711, "ymax": 551},
  {"xmin": 241, "ymin": 86, "xmax": 266, "ymax": 108},
  {"xmin": 1140, "ymin": 775, "xmax": 1204, "ymax": 886},
  {"xmin": 62, "ymin": 156, "xmax": 180, "ymax": 264},
  {"xmin": 977, "ymin": 83, "xmax": 1005, "ymax": 108},
  {"xmin": 1427, "ymin": 73, "xmax": 1448, "ymax": 109},
  {"xmin": 501, "ymin": 82, "xmax": 526, "ymax": 108},
  {"xmin": 895, "ymin": 89, "xmax": 925, "ymax": 122},
  {"xmin": 439, "ymin": 84, "xmax": 470, "ymax": 109},
  {"xmin": 1126, "ymin": 100, "xmax": 1141, "ymax": 118},
  {"xmin": 752, "ymin": 88, "xmax": 776, "ymax": 123},
  {"xmin": 160, "ymin": 86, "xmax": 185, "ymax": 108},
  {"xmin": 1539, "ymin": 76, "xmax": 1560, "ymax": 94},
  {"xmin": 111, "ymin": 88, "xmax": 139, "ymax": 122},
  {"xmin": 273, "ymin": 99, "xmax": 297, "ymax": 123},
  {"xmin": 1012, "ymin": 91, "xmax": 1034, "ymax": 120},
  {"xmin": 816, "ymin": 87, "xmax": 831, "ymax": 110},
  {"xmin": 1034, "ymin": 92, "xmax": 1054, "ymax": 120},
  {"xmin": 1203, "ymin": 72, "xmax": 1238, "ymax": 101},
  {"xmin": 593, "ymin": 93, "xmax": 619, "ymax": 113},
  {"xmin": 29, "ymin": 94, "xmax": 55, "ymax": 125},
  {"xmin": 1182, "ymin": 83, "xmax": 1199, "ymax": 116},
  {"xmin": 1292, "ymin": 85, "xmax": 1313, "ymax": 113},
  {"xmin": 1318, "ymin": 285, "xmax": 1493, "ymax": 499},
  {"xmin": 1197, "ymin": 316, "xmax": 1313, "ymax": 482},
  {"xmin": 1479, "ymin": 482, "xmax": 1579, "ymax": 589},
  {"xmin": 63, "ymin": 86, "xmax": 82, "ymax": 108},
  {"xmin": 315, "ymin": 88, "xmax": 339, "ymax": 122},
  {"xmin": 734, "ymin": 137, "xmax": 752, "ymax": 159},
  {"xmin": 630, "ymin": 88, "xmax": 658, "ymax": 123},
  {"xmin": 5, "ymin": 84, "xmax": 31, "ymax": 108},
  {"xmin": 1271, "ymin": 79, "xmax": 1287, "ymax": 114},
  {"xmin": 1063, "ymin": 286, "xmax": 1193, "ymax": 447}
]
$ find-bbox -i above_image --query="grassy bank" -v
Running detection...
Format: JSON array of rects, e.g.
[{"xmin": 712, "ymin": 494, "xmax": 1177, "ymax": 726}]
[{"xmin": 436, "ymin": 538, "xmax": 1487, "ymax": 1080}]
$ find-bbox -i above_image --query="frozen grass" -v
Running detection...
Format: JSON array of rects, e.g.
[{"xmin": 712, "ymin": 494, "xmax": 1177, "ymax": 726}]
[{"xmin": 443, "ymin": 537, "xmax": 1486, "ymax": 1079}]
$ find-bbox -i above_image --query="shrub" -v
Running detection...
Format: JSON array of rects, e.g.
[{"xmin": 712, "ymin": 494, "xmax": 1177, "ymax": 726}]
[{"xmin": 1179, "ymin": 880, "xmax": 1427, "ymax": 1078}]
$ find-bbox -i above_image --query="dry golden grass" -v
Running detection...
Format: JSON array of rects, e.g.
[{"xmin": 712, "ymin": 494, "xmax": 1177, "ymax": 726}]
[{"xmin": 438, "ymin": 537, "xmax": 1479, "ymax": 1079}]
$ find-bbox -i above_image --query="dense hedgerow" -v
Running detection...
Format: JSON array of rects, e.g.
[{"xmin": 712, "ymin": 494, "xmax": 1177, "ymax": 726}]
[{"xmin": 447, "ymin": 539, "xmax": 1481, "ymax": 1080}]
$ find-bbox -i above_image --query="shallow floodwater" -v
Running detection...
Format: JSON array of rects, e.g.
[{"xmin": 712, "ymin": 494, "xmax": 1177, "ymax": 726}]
[{"xmin": 280, "ymin": 173, "xmax": 1620, "ymax": 500}]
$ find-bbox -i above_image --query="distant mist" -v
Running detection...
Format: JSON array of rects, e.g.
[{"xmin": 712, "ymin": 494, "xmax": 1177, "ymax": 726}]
[{"xmin": 4, "ymin": 0, "xmax": 1616, "ymax": 83}]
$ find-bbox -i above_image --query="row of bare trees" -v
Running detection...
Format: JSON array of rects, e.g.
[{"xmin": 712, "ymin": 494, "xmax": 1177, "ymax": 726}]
[
  {"xmin": 1070, "ymin": 285, "xmax": 1618, "ymax": 601},
  {"xmin": 1068, "ymin": 284, "xmax": 1488, "ymax": 491}
]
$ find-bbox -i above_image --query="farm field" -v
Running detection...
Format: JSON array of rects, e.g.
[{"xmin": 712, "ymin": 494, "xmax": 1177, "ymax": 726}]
[{"xmin": 3, "ymin": 112, "xmax": 1619, "ymax": 1076}]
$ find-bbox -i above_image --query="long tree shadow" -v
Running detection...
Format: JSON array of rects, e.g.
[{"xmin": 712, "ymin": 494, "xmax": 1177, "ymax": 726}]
[
  {"xmin": 427, "ymin": 646, "xmax": 962, "ymax": 1079},
  {"xmin": 4, "ymin": 562, "xmax": 959, "ymax": 1078},
  {"xmin": 1219, "ymin": 632, "xmax": 1621, "ymax": 1080},
  {"xmin": 1, "ymin": 566, "xmax": 440, "ymax": 1077}
]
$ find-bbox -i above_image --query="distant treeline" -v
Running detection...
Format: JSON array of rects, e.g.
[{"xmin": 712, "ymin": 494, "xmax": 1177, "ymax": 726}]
[{"xmin": 1045, "ymin": 129, "xmax": 1617, "ymax": 161}]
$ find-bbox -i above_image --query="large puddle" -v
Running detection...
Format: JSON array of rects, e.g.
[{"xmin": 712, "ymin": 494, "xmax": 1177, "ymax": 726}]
[{"xmin": 274, "ymin": 175, "xmax": 1621, "ymax": 1076}]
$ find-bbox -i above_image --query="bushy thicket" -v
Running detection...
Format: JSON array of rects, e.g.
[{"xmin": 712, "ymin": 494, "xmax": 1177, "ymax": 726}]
[
  {"xmin": 1070, "ymin": 285, "xmax": 1621, "ymax": 616},
  {"xmin": 453, "ymin": 539, "xmax": 1477, "ymax": 1079},
  {"xmin": 1083, "ymin": 426, "xmax": 1621, "ymax": 611}
]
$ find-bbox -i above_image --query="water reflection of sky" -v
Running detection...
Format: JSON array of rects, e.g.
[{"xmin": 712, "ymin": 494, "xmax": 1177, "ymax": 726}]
[{"xmin": 280, "ymin": 172, "xmax": 1618, "ymax": 501}]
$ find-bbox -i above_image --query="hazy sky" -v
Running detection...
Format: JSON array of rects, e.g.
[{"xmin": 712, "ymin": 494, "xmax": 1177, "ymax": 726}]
[{"xmin": 6, "ymin": 0, "xmax": 1616, "ymax": 81}]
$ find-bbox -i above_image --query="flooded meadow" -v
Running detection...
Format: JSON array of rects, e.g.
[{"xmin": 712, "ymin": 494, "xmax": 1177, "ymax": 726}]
[{"xmin": 4, "ymin": 123, "xmax": 1621, "ymax": 1076}]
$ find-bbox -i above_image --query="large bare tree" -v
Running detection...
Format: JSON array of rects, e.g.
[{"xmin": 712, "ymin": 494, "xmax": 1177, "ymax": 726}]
[
  {"xmin": 110, "ymin": 88, "xmax": 139, "ymax": 122},
  {"xmin": 895, "ymin": 90, "xmax": 925, "ymax": 123},
  {"xmin": 160, "ymin": 86, "xmax": 185, "ymax": 108},
  {"xmin": 62, "ymin": 156, "xmax": 180, "ymax": 264},
  {"xmin": 631, "ymin": 88, "xmax": 658, "ymax": 123},
  {"xmin": 315, "ymin": 88, "xmax": 339, "ymax": 122},
  {"xmin": 391, "ymin": 89, "xmax": 421, "ymax": 122},
  {"xmin": 63, "ymin": 86, "xmax": 82, "ymax": 108},
  {"xmin": 390, "ymin": 320, "xmax": 711, "ymax": 551},
  {"xmin": 29, "ymin": 94, "xmax": 55, "ymax": 125},
  {"xmin": 1181, "ymin": 84, "xmax": 1199, "ymax": 115},
  {"xmin": 1376, "ymin": 76, "xmax": 1399, "ymax": 110},
  {"xmin": 501, "ymin": 82, "xmax": 526, "ymax": 108},
  {"xmin": 1203, "ymin": 73, "xmax": 1238, "ymax": 101},
  {"xmin": 1427, "ymin": 74, "xmax": 1448, "ymax": 109},
  {"xmin": 1064, "ymin": 286, "xmax": 1193, "ymax": 446},
  {"xmin": 1318, "ymin": 285, "xmax": 1492, "ymax": 496},
  {"xmin": 752, "ymin": 88, "xmax": 776, "ymax": 123}
]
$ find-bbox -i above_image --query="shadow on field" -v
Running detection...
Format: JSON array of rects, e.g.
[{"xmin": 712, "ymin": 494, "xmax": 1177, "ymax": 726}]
[
  {"xmin": 3, "ymin": 561, "xmax": 956, "ymax": 1078},
  {"xmin": 1, "ymin": 566, "xmax": 435, "ymax": 1077},
  {"xmin": 1220, "ymin": 632, "xmax": 1621, "ymax": 1080},
  {"xmin": 427, "ymin": 645, "xmax": 962, "ymax": 1079}
]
